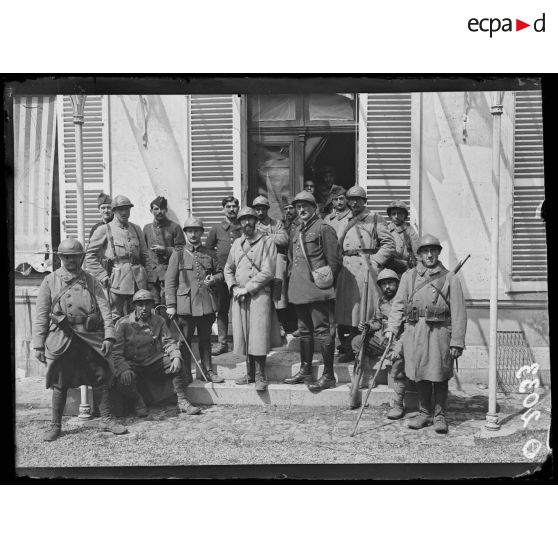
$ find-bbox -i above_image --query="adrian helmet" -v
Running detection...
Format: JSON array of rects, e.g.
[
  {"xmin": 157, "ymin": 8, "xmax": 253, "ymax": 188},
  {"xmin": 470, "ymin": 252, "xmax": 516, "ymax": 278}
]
[
  {"xmin": 182, "ymin": 216, "xmax": 204, "ymax": 231},
  {"xmin": 376, "ymin": 268, "xmax": 400, "ymax": 286},
  {"xmin": 237, "ymin": 207, "xmax": 258, "ymax": 221},
  {"xmin": 386, "ymin": 200, "xmax": 410, "ymax": 217},
  {"xmin": 417, "ymin": 234, "xmax": 442, "ymax": 253},
  {"xmin": 293, "ymin": 191, "xmax": 317, "ymax": 206},
  {"xmin": 57, "ymin": 238, "xmax": 85, "ymax": 256},
  {"xmin": 346, "ymin": 185, "xmax": 367, "ymax": 200},
  {"xmin": 111, "ymin": 195, "xmax": 134, "ymax": 209},
  {"xmin": 132, "ymin": 289, "xmax": 155, "ymax": 303},
  {"xmin": 252, "ymin": 195, "xmax": 270, "ymax": 208}
]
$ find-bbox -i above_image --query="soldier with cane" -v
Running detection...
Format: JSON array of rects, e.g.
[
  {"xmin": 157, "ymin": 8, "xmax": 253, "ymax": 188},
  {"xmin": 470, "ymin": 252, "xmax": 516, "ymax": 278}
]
[
  {"xmin": 224, "ymin": 207, "xmax": 281, "ymax": 391},
  {"xmin": 385, "ymin": 235, "xmax": 467, "ymax": 434}
]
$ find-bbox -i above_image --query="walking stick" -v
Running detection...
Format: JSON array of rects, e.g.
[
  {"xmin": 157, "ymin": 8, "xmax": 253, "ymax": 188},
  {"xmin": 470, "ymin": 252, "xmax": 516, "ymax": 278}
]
[
  {"xmin": 350, "ymin": 338, "xmax": 393, "ymax": 437},
  {"xmin": 154, "ymin": 304, "xmax": 210, "ymax": 382}
]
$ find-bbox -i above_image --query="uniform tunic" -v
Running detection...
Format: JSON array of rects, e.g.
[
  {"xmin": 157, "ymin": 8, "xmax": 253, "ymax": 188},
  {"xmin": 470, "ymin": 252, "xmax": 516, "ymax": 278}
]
[
  {"xmin": 32, "ymin": 268, "xmax": 115, "ymax": 389},
  {"xmin": 386, "ymin": 262, "xmax": 467, "ymax": 382},
  {"xmin": 165, "ymin": 243, "xmax": 223, "ymax": 317},
  {"xmin": 324, "ymin": 208, "xmax": 351, "ymax": 238},
  {"xmin": 205, "ymin": 219, "xmax": 242, "ymax": 268},
  {"xmin": 86, "ymin": 220, "xmax": 151, "ymax": 295},
  {"xmin": 224, "ymin": 232, "xmax": 282, "ymax": 356},
  {"xmin": 89, "ymin": 217, "xmax": 113, "ymax": 239},
  {"xmin": 335, "ymin": 210, "xmax": 396, "ymax": 327},
  {"xmin": 256, "ymin": 216, "xmax": 289, "ymax": 309},
  {"xmin": 143, "ymin": 217, "xmax": 185, "ymax": 284},
  {"xmin": 384, "ymin": 221, "xmax": 419, "ymax": 275},
  {"xmin": 287, "ymin": 213, "xmax": 342, "ymax": 305}
]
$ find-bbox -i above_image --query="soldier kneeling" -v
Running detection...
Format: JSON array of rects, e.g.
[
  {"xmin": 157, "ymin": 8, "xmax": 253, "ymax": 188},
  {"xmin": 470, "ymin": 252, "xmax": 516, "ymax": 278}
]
[
  {"xmin": 351, "ymin": 269, "xmax": 407, "ymax": 418},
  {"xmin": 112, "ymin": 290, "xmax": 201, "ymax": 417}
]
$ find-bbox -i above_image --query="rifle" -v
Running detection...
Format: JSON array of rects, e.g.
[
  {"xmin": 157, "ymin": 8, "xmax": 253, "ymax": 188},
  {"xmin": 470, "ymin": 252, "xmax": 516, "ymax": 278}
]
[
  {"xmin": 348, "ymin": 267, "xmax": 370, "ymax": 409},
  {"xmin": 351, "ymin": 338, "xmax": 393, "ymax": 437}
]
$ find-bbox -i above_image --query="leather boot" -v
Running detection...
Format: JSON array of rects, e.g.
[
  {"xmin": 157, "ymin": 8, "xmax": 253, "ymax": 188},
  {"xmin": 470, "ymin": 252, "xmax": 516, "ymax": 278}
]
[
  {"xmin": 43, "ymin": 387, "xmax": 67, "ymax": 442},
  {"xmin": 338, "ymin": 329, "xmax": 357, "ymax": 363},
  {"xmin": 408, "ymin": 381, "xmax": 433, "ymax": 429},
  {"xmin": 254, "ymin": 356, "xmax": 268, "ymax": 392},
  {"xmin": 172, "ymin": 372, "xmax": 201, "ymax": 415},
  {"xmin": 212, "ymin": 317, "xmax": 229, "ymax": 355},
  {"xmin": 99, "ymin": 386, "xmax": 128, "ymax": 434},
  {"xmin": 308, "ymin": 340, "xmax": 336, "ymax": 392},
  {"xmin": 134, "ymin": 392, "xmax": 149, "ymax": 418},
  {"xmin": 433, "ymin": 380, "xmax": 449, "ymax": 434},
  {"xmin": 236, "ymin": 356, "xmax": 256, "ymax": 385},
  {"xmin": 284, "ymin": 336, "xmax": 314, "ymax": 384},
  {"xmin": 387, "ymin": 377, "xmax": 407, "ymax": 420}
]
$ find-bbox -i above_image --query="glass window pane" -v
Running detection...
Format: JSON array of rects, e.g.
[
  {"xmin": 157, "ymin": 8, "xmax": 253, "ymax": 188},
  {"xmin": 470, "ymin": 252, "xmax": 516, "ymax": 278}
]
[
  {"xmin": 250, "ymin": 95, "xmax": 296, "ymax": 121},
  {"xmin": 254, "ymin": 144, "xmax": 291, "ymax": 220},
  {"xmin": 308, "ymin": 93, "xmax": 355, "ymax": 120}
]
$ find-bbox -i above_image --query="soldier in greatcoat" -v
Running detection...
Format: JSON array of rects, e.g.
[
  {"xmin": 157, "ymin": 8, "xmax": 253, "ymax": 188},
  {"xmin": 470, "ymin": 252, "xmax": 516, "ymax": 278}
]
[
  {"xmin": 224, "ymin": 207, "xmax": 281, "ymax": 391},
  {"xmin": 335, "ymin": 185, "xmax": 396, "ymax": 362},
  {"xmin": 253, "ymin": 195, "xmax": 290, "ymax": 334},
  {"xmin": 112, "ymin": 290, "xmax": 201, "ymax": 417},
  {"xmin": 384, "ymin": 200, "xmax": 419, "ymax": 275},
  {"xmin": 142, "ymin": 196, "xmax": 185, "ymax": 305},
  {"xmin": 33, "ymin": 239, "xmax": 128, "ymax": 441},
  {"xmin": 283, "ymin": 191, "xmax": 342, "ymax": 392},
  {"xmin": 165, "ymin": 216, "xmax": 224, "ymax": 383},
  {"xmin": 85, "ymin": 195, "xmax": 151, "ymax": 323},
  {"xmin": 205, "ymin": 196, "xmax": 242, "ymax": 355},
  {"xmin": 385, "ymin": 234, "xmax": 467, "ymax": 433}
]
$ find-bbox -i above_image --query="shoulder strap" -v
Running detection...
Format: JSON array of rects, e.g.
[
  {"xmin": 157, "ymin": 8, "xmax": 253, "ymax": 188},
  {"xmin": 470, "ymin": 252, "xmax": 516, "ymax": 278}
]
[
  {"xmin": 239, "ymin": 239, "xmax": 262, "ymax": 273},
  {"xmin": 182, "ymin": 247, "xmax": 213, "ymax": 274},
  {"xmin": 299, "ymin": 230, "xmax": 314, "ymax": 276},
  {"xmin": 105, "ymin": 222, "xmax": 119, "ymax": 265},
  {"xmin": 408, "ymin": 269, "xmax": 449, "ymax": 302},
  {"xmin": 50, "ymin": 274, "xmax": 84, "ymax": 313},
  {"xmin": 338, "ymin": 217, "xmax": 358, "ymax": 246}
]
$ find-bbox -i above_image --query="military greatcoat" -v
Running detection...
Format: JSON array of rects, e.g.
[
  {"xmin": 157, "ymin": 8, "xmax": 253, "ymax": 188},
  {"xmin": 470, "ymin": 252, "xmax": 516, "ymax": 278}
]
[
  {"xmin": 256, "ymin": 216, "xmax": 289, "ymax": 309},
  {"xmin": 224, "ymin": 232, "xmax": 282, "ymax": 356},
  {"xmin": 386, "ymin": 261, "xmax": 467, "ymax": 382},
  {"xmin": 32, "ymin": 267, "xmax": 115, "ymax": 389},
  {"xmin": 335, "ymin": 210, "xmax": 396, "ymax": 327},
  {"xmin": 324, "ymin": 208, "xmax": 351, "ymax": 238},
  {"xmin": 86, "ymin": 220, "xmax": 151, "ymax": 295},
  {"xmin": 384, "ymin": 221, "xmax": 419, "ymax": 275}
]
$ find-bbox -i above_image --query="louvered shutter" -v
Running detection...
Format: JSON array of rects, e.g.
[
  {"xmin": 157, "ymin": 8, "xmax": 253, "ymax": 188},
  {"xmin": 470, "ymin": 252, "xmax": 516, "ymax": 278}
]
[
  {"xmin": 512, "ymin": 90, "xmax": 546, "ymax": 281},
  {"xmin": 57, "ymin": 95, "xmax": 110, "ymax": 240},
  {"xmin": 188, "ymin": 95, "xmax": 241, "ymax": 239},
  {"xmin": 358, "ymin": 93, "xmax": 413, "ymax": 214}
]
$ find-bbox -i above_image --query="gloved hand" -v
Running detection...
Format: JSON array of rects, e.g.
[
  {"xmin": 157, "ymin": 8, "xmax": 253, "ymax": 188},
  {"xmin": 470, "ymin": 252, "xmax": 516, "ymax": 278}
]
[
  {"xmin": 101, "ymin": 339, "xmax": 113, "ymax": 357},
  {"xmin": 120, "ymin": 369, "xmax": 135, "ymax": 386},
  {"xmin": 35, "ymin": 349, "xmax": 46, "ymax": 363}
]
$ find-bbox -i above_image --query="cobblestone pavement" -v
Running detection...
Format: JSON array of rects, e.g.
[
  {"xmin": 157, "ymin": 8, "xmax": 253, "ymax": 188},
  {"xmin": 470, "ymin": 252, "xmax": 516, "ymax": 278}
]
[{"xmin": 15, "ymin": 378, "xmax": 551, "ymax": 469}]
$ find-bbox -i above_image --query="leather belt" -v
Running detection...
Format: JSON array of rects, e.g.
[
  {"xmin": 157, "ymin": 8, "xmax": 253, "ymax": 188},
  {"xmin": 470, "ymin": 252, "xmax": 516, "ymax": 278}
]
[
  {"xmin": 67, "ymin": 316, "xmax": 87, "ymax": 324},
  {"xmin": 342, "ymin": 248, "xmax": 378, "ymax": 256}
]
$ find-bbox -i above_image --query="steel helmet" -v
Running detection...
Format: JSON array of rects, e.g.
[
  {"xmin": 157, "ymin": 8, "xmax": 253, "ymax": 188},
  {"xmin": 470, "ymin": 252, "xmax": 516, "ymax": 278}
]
[
  {"xmin": 377, "ymin": 269, "xmax": 400, "ymax": 286},
  {"xmin": 57, "ymin": 238, "xmax": 85, "ymax": 255},
  {"xmin": 386, "ymin": 200, "xmax": 409, "ymax": 217},
  {"xmin": 132, "ymin": 289, "xmax": 155, "ymax": 303},
  {"xmin": 237, "ymin": 207, "xmax": 258, "ymax": 221},
  {"xmin": 182, "ymin": 216, "xmax": 204, "ymax": 231},
  {"xmin": 111, "ymin": 195, "xmax": 134, "ymax": 209},
  {"xmin": 346, "ymin": 185, "xmax": 367, "ymax": 199},
  {"xmin": 293, "ymin": 191, "xmax": 317, "ymax": 206},
  {"xmin": 417, "ymin": 234, "xmax": 442, "ymax": 253},
  {"xmin": 252, "ymin": 195, "xmax": 270, "ymax": 208}
]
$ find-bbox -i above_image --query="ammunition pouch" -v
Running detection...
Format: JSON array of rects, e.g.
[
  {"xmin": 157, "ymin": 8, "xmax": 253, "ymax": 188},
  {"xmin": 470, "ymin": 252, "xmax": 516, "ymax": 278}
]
[
  {"xmin": 424, "ymin": 306, "xmax": 450, "ymax": 324},
  {"xmin": 405, "ymin": 306, "xmax": 419, "ymax": 324},
  {"xmin": 49, "ymin": 313, "xmax": 72, "ymax": 333},
  {"xmin": 84, "ymin": 314, "xmax": 103, "ymax": 332}
]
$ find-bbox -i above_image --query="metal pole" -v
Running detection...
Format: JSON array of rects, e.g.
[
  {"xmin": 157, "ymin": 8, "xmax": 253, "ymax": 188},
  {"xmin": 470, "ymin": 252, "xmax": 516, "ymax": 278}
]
[
  {"xmin": 485, "ymin": 91, "xmax": 503, "ymax": 431},
  {"xmin": 70, "ymin": 94, "xmax": 92, "ymax": 421}
]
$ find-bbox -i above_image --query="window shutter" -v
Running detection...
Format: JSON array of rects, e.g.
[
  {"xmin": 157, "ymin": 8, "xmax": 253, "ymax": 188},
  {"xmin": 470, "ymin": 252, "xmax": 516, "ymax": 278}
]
[
  {"xmin": 188, "ymin": 95, "xmax": 241, "ymax": 238},
  {"xmin": 57, "ymin": 95, "xmax": 110, "ymax": 239},
  {"xmin": 359, "ymin": 93, "xmax": 412, "ymax": 214},
  {"xmin": 512, "ymin": 90, "xmax": 546, "ymax": 281}
]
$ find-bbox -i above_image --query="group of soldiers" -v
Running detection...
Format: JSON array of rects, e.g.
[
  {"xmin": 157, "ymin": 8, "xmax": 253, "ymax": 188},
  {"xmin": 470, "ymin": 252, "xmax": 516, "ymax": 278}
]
[{"xmin": 33, "ymin": 182, "xmax": 467, "ymax": 442}]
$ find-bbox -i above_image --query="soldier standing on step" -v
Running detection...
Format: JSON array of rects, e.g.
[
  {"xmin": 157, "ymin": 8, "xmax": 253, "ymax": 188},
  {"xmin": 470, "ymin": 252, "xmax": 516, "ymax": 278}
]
[
  {"xmin": 283, "ymin": 191, "xmax": 342, "ymax": 392},
  {"xmin": 205, "ymin": 196, "xmax": 242, "ymax": 356},
  {"xmin": 112, "ymin": 289, "xmax": 201, "ymax": 417},
  {"xmin": 165, "ymin": 216, "xmax": 224, "ymax": 383},
  {"xmin": 335, "ymin": 185, "xmax": 396, "ymax": 362},
  {"xmin": 385, "ymin": 234, "xmax": 467, "ymax": 434},
  {"xmin": 33, "ymin": 239, "xmax": 128, "ymax": 442},
  {"xmin": 224, "ymin": 207, "xmax": 281, "ymax": 391},
  {"xmin": 384, "ymin": 200, "xmax": 419, "ymax": 275},
  {"xmin": 351, "ymin": 269, "xmax": 407, "ymax": 418},
  {"xmin": 142, "ymin": 196, "xmax": 185, "ymax": 305},
  {"xmin": 86, "ymin": 195, "xmax": 152, "ymax": 322}
]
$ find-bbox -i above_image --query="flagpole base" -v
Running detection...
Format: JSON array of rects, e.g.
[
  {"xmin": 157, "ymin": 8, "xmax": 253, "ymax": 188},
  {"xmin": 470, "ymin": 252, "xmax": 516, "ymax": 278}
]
[{"xmin": 484, "ymin": 413, "xmax": 500, "ymax": 431}]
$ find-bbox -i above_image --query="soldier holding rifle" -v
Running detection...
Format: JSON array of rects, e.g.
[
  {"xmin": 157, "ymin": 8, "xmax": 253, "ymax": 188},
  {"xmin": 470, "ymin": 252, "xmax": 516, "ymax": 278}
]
[{"xmin": 385, "ymin": 235, "xmax": 467, "ymax": 434}]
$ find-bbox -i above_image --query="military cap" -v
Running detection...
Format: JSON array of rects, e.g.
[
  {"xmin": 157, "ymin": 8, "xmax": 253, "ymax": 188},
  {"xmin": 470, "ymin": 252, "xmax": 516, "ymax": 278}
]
[
  {"xmin": 417, "ymin": 234, "xmax": 442, "ymax": 253},
  {"xmin": 377, "ymin": 269, "xmax": 400, "ymax": 285},
  {"xmin": 150, "ymin": 195, "xmax": 168, "ymax": 210},
  {"xmin": 252, "ymin": 195, "xmax": 270, "ymax": 208},
  {"xmin": 346, "ymin": 185, "xmax": 367, "ymax": 199},
  {"xmin": 132, "ymin": 289, "xmax": 155, "ymax": 303},
  {"xmin": 111, "ymin": 195, "xmax": 134, "ymax": 209},
  {"xmin": 329, "ymin": 185, "xmax": 347, "ymax": 199},
  {"xmin": 386, "ymin": 200, "xmax": 409, "ymax": 216},
  {"xmin": 293, "ymin": 191, "xmax": 317, "ymax": 206},
  {"xmin": 237, "ymin": 207, "xmax": 258, "ymax": 221},
  {"xmin": 97, "ymin": 192, "xmax": 112, "ymax": 207},
  {"xmin": 57, "ymin": 238, "xmax": 85, "ymax": 255},
  {"xmin": 182, "ymin": 216, "xmax": 204, "ymax": 231}
]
